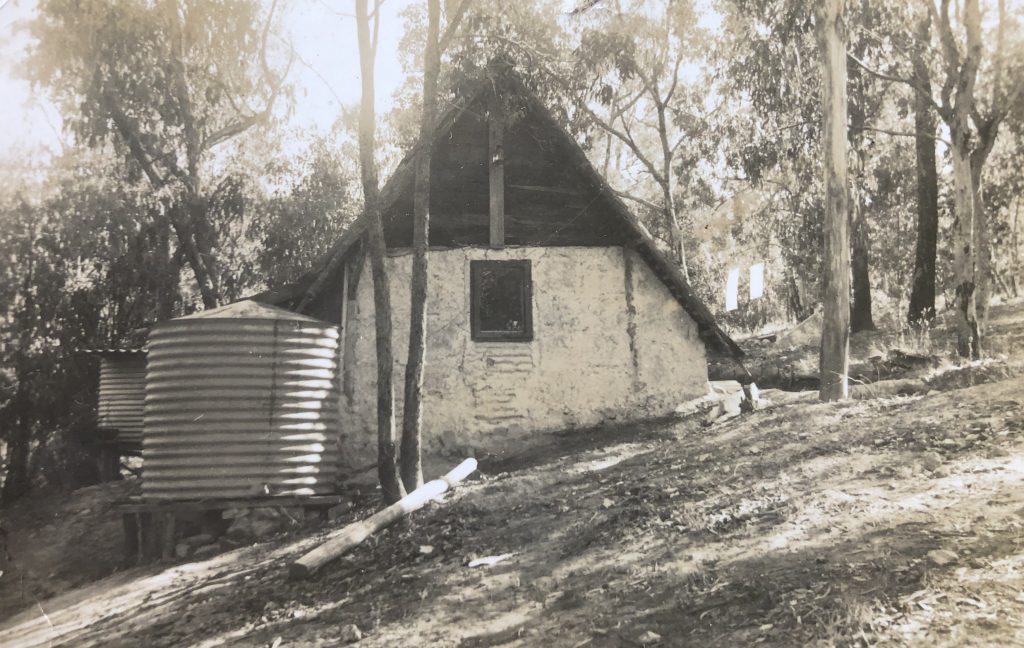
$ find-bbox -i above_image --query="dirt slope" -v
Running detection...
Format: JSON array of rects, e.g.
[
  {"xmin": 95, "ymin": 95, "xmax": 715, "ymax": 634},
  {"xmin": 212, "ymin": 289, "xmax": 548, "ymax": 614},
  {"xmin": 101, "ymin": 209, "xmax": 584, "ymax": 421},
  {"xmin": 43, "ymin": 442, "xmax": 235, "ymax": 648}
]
[
  {"xmin": 0, "ymin": 479, "xmax": 136, "ymax": 621},
  {"xmin": 1, "ymin": 305, "xmax": 1022, "ymax": 648}
]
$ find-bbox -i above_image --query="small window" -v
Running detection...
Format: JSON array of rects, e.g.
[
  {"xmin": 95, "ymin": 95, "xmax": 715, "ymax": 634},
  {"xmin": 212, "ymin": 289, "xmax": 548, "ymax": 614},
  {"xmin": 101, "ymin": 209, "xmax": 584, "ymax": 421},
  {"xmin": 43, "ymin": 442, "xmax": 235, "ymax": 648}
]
[{"xmin": 471, "ymin": 260, "xmax": 533, "ymax": 342}]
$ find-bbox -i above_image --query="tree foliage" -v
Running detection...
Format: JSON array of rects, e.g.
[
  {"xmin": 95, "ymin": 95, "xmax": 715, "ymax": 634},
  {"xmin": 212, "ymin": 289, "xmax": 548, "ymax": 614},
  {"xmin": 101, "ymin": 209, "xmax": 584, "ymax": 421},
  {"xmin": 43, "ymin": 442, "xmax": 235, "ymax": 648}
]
[
  {"xmin": 26, "ymin": 0, "xmax": 292, "ymax": 308},
  {"xmin": 0, "ymin": 151, "xmax": 179, "ymax": 501}
]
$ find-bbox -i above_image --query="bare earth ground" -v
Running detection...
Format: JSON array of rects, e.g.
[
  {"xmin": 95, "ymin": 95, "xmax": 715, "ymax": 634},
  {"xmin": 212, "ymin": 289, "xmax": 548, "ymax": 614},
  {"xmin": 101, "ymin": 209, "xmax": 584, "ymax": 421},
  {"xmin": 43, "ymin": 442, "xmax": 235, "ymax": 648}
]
[{"xmin": 1, "ymin": 303, "xmax": 1023, "ymax": 648}]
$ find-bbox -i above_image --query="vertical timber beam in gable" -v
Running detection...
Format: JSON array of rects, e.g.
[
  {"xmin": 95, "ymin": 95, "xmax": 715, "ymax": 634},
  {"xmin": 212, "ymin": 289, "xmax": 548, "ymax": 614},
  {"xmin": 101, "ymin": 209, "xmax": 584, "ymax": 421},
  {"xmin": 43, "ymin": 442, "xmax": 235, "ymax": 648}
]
[{"xmin": 488, "ymin": 96, "xmax": 505, "ymax": 248}]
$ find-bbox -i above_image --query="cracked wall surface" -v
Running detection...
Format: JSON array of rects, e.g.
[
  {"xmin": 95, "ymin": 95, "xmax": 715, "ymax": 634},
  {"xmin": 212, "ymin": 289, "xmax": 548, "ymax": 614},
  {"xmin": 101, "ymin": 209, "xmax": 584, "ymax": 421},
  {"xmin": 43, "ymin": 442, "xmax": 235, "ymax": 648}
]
[{"xmin": 336, "ymin": 246, "xmax": 707, "ymax": 467}]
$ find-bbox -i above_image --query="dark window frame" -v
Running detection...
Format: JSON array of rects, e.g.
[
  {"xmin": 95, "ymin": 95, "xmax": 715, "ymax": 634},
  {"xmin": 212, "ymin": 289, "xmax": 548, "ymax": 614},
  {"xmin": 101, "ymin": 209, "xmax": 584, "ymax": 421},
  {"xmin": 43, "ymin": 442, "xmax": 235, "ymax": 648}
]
[{"xmin": 470, "ymin": 260, "xmax": 533, "ymax": 342}]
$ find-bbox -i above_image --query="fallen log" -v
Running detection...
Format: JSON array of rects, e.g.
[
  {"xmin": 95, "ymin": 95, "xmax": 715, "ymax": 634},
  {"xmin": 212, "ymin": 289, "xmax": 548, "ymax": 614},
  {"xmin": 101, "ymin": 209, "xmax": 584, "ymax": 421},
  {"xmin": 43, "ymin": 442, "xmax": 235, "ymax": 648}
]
[
  {"xmin": 710, "ymin": 353, "xmax": 939, "ymax": 391},
  {"xmin": 757, "ymin": 388, "xmax": 817, "ymax": 410},
  {"xmin": 850, "ymin": 378, "xmax": 929, "ymax": 399},
  {"xmin": 288, "ymin": 458, "xmax": 477, "ymax": 580},
  {"xmin": 758, "ymin": 376, "xmax": 930, "ymax": 409},
  {"xmin": 708, "ymin": 358, "xmax": 819, "ymax": 390}
]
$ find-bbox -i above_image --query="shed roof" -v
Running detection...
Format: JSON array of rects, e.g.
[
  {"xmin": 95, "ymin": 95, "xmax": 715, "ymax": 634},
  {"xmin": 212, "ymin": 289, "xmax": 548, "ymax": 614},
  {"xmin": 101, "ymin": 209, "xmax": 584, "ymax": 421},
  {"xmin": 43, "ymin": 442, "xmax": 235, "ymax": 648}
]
[{"xmin": 253, "ymin": 71, "xmax": 742, "ymax": 358}]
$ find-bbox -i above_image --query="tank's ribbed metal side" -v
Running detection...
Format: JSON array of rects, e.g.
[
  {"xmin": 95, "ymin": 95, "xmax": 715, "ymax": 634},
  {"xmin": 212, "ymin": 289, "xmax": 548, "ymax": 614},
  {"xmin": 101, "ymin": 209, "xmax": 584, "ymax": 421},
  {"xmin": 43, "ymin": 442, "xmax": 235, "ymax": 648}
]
[
  {"xmin": 97, "ymin": 356, "xmax": 146, "ymax": 447},
  {"xmin": 143, "ymin": 318, "xmax": 341, "ymax": 500}
]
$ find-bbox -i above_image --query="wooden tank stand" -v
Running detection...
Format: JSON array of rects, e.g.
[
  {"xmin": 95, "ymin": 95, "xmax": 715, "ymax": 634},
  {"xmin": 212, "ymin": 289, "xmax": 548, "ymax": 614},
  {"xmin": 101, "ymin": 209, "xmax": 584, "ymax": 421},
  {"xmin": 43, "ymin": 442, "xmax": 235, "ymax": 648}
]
[
  {"xmin": 116, "ymin": 495, "xmax": 343, "ymax": 565},
  {"xmin": 94, "ymin": 427, "xmax": 141, "ymax": 482}
]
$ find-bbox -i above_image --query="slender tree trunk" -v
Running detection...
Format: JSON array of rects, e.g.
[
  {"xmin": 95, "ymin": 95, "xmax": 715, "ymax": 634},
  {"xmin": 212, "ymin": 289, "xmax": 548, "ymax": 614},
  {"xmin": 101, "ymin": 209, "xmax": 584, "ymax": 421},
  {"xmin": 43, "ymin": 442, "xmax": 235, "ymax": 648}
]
[
  {"xmin": 950, "ymin": 141, "xmax": 980, "ymax": 358},
  {"xmin": 665, "ymin": 193, "xmax": 688, "ymax": 281},
  {"xmin": 972, "ymin": 161, "xmax": 989, "ymax": 329},
  {"xmin": 155, "ymin": 212, "xmax": 179, "ymax": 321},
  {"xmin": 655, "ymin": 103, "xmax": 689, "ymax": 281},
  {"xmin": 974, "ymin": 0, "xmax": 1009, "ymax": 326},
  {"xmin": 1012, "ymin": 198, "xmax": 1021, "ymax": 297},
  {"xmin": 846, "ymin": 85, "xmax": 872, "ymax": 332},
  {"xmin": 908, "ymin": 15, "xmax": 939, "ymax": 326},
  {"xmin": 947, "ymin": 0, "xmax": 983, "ymax": 359},
  {"xmin": 400, "ymin": 0, "xmax": 441, "ymax": 493},
  {"xmin": 787, "ymin": 270, "xmax": 807, "ymax": 321},
  {"xmin": 970, "ymin": 138, "xmax": 996, "ymax": 332},
  {"xmin": 103, "ymin": 93, "xmax": 220, "ymax": 310},
  {"xmin": 816, "ymin": 0, "xmax": 850, "ymax": 402},
  {"xmin": 850, "ymin": 208, "xmax": 873, "ymax": 332},
  {"xmin": 187, "ymin": 194, "xmax": 223, "ymax": 306},
  {"xmin": 991, "ymin": 269, "xmax": 1012, "ymax": 299},
  {"xmin": 848, "ymin": 0, "xmax": 874, "ymax": 334},
  {"xmin": 1, "ymin": 405, "xmax": 32, "ymax": 505},
  {"xmin": 166, "ymin": 202, "xmax": 219, "ymax": 309},
  {"xmin": 356, "ymin": 0, "xmax": 404, "ymax": 504}
]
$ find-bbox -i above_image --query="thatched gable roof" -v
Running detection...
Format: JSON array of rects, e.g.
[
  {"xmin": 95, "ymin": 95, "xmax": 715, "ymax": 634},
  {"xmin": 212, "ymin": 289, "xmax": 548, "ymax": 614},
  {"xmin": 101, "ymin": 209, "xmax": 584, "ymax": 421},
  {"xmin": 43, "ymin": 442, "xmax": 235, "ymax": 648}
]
[{"xmin": 252, "ymin": 71, "xmax": 742, "ymax": 358}]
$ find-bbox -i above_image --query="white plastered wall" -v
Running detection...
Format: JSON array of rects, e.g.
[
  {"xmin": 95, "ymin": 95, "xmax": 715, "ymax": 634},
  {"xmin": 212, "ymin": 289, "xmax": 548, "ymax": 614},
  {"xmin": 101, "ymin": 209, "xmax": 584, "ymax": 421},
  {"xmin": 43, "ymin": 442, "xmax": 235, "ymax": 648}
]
[{"xmin": 337, "ymin": 246, "xmax": 708, "ymax": 466}]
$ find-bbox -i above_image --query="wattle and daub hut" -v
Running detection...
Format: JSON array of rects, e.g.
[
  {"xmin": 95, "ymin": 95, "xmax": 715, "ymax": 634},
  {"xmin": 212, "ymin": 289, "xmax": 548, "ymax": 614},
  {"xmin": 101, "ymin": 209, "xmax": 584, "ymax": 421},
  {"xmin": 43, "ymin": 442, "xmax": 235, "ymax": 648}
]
[{"xmin": 247, "ymin": 68, "xmax": 742, "ymax": 468}]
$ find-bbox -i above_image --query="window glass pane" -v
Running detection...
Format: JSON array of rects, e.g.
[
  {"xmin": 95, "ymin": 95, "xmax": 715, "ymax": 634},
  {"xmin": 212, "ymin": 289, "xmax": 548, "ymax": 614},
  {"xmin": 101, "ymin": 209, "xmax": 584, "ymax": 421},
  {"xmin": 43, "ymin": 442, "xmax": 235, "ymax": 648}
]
[{"xmin": 478, "ymin": 266, "xmax": 526, "ymax": 333}]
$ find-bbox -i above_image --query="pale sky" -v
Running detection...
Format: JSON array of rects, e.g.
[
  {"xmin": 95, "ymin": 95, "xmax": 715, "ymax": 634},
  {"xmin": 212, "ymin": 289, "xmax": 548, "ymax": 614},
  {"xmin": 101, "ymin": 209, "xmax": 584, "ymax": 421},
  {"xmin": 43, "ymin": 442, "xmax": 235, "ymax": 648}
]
[
  {"xmin": 0, "ymin": 0, "xmax": 415, "ymax": 162},
  {"xmin": 0, "ymin": 0, "xmax": 725, "ymax": 169}
]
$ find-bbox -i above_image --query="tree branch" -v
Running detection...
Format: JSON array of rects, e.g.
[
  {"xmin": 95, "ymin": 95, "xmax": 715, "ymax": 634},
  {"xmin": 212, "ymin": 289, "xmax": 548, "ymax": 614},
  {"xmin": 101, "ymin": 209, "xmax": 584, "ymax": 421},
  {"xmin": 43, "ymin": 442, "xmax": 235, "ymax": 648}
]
[
  {"xmin": 632, "ymin": 59, "xmax": 662, "ymax": 109},
  {"xmin": 614, "ymin": 189, "xmax": 662, "ymax": 212},
  {"xmin": 847, "ymin": 52, "xmax": 945, "ymax": 117},
  {"xmin": 849, "ymin": 124, "xmax": 951, "ymax": 146},
  {"xmin": 164, "ymin": 0, "xmax": 201, "ymax": 189},
  {"xmin": 438, "ymin": 0, "xmax": 472, "ymax": 54},
  {"xmin": 102, "ymin": 92, "xmax": 170, "ymax": 189},
  {"xmin": 259, "ymin": 0, "xmax": 281, "ymax": 86},
  {"xmin": 573, "ymin": 96, "xmax": 665, "ymax": 184},
  {"xmin": 202, "ymin": 0, "xmax": 291, "ymax": 154},
  {"xmin": 615, "ymin": 87, "xmax": 646, "ymax": 117},
  {"xmin": 670, "ymin": 132, "xmax": 687, "ymax": 155},
  {"xmin": 664, "ymin": 49, "xmax": 684, "ymax": 105},
  {"xmin": 931, "ymin": 0, "xmax": 961, "ymax": 113},
  {"xmin": 201, "ymin": 113, "xmax": 270, "ymax": 152},
  {"xmin": 992, "ymin": 0, "xmax": 1006, "ymax": 108}
]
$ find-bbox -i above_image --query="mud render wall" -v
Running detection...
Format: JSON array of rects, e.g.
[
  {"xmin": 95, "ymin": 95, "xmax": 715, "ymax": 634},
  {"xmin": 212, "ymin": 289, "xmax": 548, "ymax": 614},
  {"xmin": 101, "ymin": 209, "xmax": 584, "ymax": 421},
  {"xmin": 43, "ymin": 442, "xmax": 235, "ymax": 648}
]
[{"xmin": 336, "ymin": 246, "xmax": 708, "ymax": 467}]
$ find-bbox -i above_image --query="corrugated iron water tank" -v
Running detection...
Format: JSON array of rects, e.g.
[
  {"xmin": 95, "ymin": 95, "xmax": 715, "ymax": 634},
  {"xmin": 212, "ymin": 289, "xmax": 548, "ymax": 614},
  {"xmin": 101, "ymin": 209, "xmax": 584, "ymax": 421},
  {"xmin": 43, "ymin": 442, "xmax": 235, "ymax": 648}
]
[
  {"xmin": 143, "ymin": 301, "xmax": 341, "ymax": 500},
  {"xmin": 97, "ymin": 351, "xmax": 146, "ymax": 448}
]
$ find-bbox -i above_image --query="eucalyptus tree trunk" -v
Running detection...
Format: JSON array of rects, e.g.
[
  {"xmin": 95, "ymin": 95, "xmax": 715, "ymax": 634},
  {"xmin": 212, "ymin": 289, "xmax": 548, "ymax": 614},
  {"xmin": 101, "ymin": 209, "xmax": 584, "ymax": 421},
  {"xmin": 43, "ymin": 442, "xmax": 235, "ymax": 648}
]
[
  {"xmin": 974, "ymin": 0, "xmax": 1010, "ymax": 330},
  {"xmin": 848, "ymin": 12, "xmax": 874, "ymax": 334},
  {"xmin": 849, "ymin": 208, "xmax": 873, "ymax": 332},
  {"xmin": 665, "ymin": 190, "xmax": 688, "ymax": 281},
  {"xmin": 908, "ymin": 14, "xmax": 939, "ymax": 327},
  {"xmin": 655, "ymin": 103, "xmax": 689, "ymax": 281},
  {"xmin": 356, "ymin": 0, "xmax": 404, "ymax": 504},
  {"xmin": 816, "ymin": 0, "xmax": 850, "ymax": 402},
  {"xmin": 971, "ymin": 137, "xmax": 996, "ymax": 332},
  {"xmin": 155, "ymin": 212, "xmax": 180, "ymax": 321},
  {"xmin": 787, "ymin": 270, "xmax": 808, "ymax": 322},
  {"xmin": 947, "ymin": 0, "xmax": 984, "ymax": 359},
  {"xmin": 400, "ymin": 0, "xmax": 441, "ymax": 493},
  {"xmin": 950, "ymin": 141, "xmax": 980, "ymax": 359}
]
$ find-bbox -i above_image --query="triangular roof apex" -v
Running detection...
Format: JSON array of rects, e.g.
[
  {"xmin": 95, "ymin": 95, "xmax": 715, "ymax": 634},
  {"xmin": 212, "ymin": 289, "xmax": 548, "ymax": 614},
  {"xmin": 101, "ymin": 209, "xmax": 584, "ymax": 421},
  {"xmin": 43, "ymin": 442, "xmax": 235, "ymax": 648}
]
[{"xmin": 248, "ymin": 64, "xmax": 742, "ymax": 357}]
